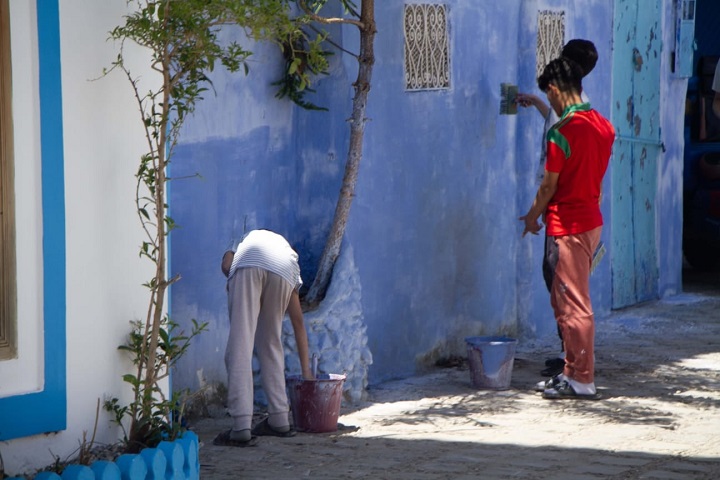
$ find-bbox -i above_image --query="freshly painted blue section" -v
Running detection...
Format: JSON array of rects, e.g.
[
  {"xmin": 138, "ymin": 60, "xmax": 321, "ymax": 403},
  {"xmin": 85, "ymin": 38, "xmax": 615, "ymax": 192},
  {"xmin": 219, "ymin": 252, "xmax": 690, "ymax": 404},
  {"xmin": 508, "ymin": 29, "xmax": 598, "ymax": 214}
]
[
  {"xmin": 0, "ymin": 0, "xmax": 67, "ymax": 440},
  {"xmin": 169, "ymin": 26, "xmax": 348, "ymax": 390},
  {"xmin": 171, "ymin": 134, "xmax": 301, "ymax": 387}
]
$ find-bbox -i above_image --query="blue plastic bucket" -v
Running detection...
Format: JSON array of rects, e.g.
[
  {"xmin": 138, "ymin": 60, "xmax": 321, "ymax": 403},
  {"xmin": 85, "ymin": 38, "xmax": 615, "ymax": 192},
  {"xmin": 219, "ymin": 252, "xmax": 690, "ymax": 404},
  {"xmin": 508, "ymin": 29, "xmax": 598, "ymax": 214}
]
[{"xmin": 465, "ymin": 336, "xmax": 518, "ymax": 390}]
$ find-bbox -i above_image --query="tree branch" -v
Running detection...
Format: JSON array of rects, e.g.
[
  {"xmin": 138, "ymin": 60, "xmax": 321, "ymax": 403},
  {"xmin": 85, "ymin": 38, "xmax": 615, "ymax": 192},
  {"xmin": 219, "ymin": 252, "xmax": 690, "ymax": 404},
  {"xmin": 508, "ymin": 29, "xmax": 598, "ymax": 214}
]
[
  {"xmin": 305, "ymin": 24, "xmax": 358, "ymax": 59},
  {"xmin": 297, "ymin": 0, "xmax": 364, "ymax": 29}
]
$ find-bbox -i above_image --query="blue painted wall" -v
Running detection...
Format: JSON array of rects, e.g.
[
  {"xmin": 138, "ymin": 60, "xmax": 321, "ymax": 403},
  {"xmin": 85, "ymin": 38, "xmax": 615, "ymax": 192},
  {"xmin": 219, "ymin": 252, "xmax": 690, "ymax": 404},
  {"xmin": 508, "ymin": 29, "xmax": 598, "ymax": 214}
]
[
  {"xmin": 169, "ymin": 1, "xmax": 645, "ymax": 388},
  {"xmin": 657, "ymin": 0, "xmax": 691, "ymax": 298},
  {"xmin": 169, "ymin": 21, "xmax": 351, "ymax": 387},
  {"xmin": 346, "ymin": 1, "xmax": 524, "ymax": 379}
]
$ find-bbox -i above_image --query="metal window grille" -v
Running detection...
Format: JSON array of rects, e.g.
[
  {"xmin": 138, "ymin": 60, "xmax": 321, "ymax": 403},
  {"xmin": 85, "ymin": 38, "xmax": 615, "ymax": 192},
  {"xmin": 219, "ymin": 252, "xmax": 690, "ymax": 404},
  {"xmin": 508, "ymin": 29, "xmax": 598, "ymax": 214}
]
[
  {"xmin": 536, "ymin": 10, "xmax": 565, "ymax": 79},
  {"xmin": 404, "ymin": 4, "xmax": 450, "ymax": 91}
]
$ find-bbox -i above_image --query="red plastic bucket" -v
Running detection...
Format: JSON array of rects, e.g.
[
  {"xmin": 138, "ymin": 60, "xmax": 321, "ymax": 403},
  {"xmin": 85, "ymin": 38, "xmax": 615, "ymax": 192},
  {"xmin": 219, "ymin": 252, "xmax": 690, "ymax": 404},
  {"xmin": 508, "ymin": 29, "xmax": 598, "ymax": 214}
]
[{"xmin": 286, "ymin": 374, "xmax": 346, "ymax": 433}]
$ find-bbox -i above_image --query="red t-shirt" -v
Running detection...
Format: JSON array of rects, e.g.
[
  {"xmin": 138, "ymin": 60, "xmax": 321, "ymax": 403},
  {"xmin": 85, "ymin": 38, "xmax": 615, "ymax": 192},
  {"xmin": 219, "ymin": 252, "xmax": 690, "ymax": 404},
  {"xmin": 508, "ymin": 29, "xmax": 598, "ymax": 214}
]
[{"xmin": 545, "ymin": 103, "xmax": 615, "ymax": 236}]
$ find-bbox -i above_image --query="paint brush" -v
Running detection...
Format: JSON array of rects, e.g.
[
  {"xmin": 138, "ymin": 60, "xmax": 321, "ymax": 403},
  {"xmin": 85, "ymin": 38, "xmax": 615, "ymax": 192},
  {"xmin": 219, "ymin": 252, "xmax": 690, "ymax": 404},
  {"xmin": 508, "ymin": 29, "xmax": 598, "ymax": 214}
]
[{"xmin": 499, "ymin": 83, "xmax": 518, "ymax": 115}]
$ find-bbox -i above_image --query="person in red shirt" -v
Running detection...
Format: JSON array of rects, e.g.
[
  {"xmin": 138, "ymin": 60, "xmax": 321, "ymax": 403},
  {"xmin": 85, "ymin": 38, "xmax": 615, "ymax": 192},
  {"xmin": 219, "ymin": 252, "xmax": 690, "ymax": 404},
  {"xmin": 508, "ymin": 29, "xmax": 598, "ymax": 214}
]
[
  {"xmin": 520, "ymin": 56, "xmax": 615, "ymax": 399},
  {"xmin": 517, "ymin": 39, "xmax": 599, "ymax": 378}
]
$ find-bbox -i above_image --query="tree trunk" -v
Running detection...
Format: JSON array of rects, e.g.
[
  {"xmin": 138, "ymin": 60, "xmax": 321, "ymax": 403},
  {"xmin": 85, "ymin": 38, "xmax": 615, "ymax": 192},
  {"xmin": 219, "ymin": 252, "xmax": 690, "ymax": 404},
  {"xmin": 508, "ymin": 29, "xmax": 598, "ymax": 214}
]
[
  {"xmin": 129, "ymin": 39, "xmax": 172, "ymax": 445},
  {"xmin": 305, "ymin": 0, "xmax": 376, "ymax": 305}
]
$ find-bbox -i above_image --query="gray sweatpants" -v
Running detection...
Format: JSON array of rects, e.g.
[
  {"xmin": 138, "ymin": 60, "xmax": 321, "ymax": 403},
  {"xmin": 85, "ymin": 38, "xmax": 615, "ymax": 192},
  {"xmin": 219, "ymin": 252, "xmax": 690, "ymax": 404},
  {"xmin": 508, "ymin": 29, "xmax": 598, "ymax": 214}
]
[{"xmin": 225, "ymin": 267, "xmax": 293, "ymax": 430}]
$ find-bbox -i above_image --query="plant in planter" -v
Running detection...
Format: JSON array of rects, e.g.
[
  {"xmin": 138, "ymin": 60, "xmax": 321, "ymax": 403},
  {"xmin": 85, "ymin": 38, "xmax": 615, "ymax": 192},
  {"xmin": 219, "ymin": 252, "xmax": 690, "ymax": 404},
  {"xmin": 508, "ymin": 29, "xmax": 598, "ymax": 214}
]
[
  {"xmin": 104, "ymin": 319, "xmax": 206, "ymax": 451},
  {"xmin": 103, "ymin": 0, "xmax": 329, "ymax": 453}
]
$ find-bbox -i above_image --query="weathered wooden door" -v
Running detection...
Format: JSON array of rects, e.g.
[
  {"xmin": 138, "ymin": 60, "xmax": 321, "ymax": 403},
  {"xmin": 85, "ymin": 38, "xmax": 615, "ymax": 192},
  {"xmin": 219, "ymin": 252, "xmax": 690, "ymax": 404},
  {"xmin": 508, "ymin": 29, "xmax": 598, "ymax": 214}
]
[{"xmin": 611, "ymin": 0, "xmax": 662, "ymax": 308}]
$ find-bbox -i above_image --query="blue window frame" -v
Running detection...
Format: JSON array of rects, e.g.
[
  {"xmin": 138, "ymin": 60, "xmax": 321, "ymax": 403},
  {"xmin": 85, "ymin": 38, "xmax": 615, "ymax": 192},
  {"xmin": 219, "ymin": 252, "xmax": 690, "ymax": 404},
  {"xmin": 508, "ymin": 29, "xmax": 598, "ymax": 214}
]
[{"xmin": 0, "ymin": 0, "xmax": 66, "ymax": 441}]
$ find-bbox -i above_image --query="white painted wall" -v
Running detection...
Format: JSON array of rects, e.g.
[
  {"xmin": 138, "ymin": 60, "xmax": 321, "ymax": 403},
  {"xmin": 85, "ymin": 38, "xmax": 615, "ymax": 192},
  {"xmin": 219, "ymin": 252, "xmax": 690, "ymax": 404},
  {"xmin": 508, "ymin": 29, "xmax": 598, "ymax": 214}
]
[{"xmin": 2, "ymin": 1, "xmax": 162, "ymax": 474}]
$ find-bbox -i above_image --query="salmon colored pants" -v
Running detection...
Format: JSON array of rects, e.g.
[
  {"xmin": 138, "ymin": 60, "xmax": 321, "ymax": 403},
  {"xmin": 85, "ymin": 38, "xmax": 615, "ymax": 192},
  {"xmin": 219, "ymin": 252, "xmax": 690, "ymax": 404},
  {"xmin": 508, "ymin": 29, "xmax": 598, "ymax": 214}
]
[{"xmin": 549, "ymin": 227, "xmax": 602, "ymax": 384}]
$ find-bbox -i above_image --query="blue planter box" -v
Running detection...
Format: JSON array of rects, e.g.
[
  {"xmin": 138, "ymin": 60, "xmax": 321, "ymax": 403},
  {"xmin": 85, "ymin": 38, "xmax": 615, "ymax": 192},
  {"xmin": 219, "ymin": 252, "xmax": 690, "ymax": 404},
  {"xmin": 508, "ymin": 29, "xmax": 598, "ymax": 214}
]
[{"xmin": 6, "ymin": 431, "xmax": 199, "ymax": 480}]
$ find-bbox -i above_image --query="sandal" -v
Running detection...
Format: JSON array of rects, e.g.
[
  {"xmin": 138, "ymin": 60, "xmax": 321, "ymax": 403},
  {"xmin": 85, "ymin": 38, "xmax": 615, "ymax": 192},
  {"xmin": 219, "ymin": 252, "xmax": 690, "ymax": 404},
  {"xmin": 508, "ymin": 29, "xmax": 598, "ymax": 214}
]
[
  {"xmin": 542, "ymin": 380, "xmax": 602, "ymax": 400},
  {"xmin": 212, "ymin": 429, "xmax": 258, "ymax": 447},
  {"xmin": 251, "ymin": 418, "xmax": 297, "ymax": 438},
  {"xmin": 534, "ymin": 374, "xmax": 562, "ymax": 392}
]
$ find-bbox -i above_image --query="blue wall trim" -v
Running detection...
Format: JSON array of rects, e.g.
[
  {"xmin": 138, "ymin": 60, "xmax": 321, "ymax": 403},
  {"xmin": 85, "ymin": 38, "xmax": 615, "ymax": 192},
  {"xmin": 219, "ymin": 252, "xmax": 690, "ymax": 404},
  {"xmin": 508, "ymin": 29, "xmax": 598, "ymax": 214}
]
[{"xmin": 0, "ymin": 0, "xmax": 66, "ymax": 441}]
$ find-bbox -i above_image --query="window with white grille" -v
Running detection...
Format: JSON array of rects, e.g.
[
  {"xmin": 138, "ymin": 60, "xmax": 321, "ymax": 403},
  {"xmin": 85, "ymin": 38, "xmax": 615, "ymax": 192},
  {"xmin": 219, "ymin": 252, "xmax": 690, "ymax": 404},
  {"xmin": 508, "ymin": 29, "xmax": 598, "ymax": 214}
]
[
  {"xmin": 404, "ymin": 4, "xmax": 450, "ymax": 91},
  {"xmin": 536, "ymin": 10, "xmax": 566, "ymax": 79}
]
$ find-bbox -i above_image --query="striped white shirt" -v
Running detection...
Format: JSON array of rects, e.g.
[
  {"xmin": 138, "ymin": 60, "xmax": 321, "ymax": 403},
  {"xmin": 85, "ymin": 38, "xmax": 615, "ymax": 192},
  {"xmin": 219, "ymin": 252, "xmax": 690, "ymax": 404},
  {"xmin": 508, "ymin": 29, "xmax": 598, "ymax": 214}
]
[{"xmin": 228, "ymin": 230, "xmax": 302, "ymax": 290}]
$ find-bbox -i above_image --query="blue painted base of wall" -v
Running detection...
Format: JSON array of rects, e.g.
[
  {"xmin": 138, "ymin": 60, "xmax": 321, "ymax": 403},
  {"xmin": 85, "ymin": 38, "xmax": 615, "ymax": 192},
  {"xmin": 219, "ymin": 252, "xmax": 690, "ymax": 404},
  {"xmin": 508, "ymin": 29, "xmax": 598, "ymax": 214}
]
[{"xmin": 6, "ymin": 431, "xmax": 199, "ymax": 480}]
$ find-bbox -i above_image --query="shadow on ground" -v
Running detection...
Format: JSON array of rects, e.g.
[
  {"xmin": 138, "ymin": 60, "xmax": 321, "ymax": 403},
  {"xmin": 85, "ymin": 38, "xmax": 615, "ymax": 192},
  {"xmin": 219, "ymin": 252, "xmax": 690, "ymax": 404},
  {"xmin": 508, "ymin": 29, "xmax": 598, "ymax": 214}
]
[{"xmin": 189, "ymin": 282, "xmax": 720, "ymax": 479}]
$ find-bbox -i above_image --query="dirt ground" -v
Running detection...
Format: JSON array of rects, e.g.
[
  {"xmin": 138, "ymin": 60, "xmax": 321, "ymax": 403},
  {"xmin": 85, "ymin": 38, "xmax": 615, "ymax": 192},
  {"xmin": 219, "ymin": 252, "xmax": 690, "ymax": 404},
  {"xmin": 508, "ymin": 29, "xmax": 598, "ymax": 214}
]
[{"xmin": 191, "ymin": 271, "xmax": 720, "ymax": 479}]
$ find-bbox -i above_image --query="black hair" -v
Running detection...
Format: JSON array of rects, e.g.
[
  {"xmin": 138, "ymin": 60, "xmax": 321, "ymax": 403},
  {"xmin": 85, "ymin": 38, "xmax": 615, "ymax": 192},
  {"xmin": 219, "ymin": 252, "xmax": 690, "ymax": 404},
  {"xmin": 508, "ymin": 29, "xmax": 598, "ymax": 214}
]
[
  {"xmin": 537, "ymin": 57, "xmax": 584, "ymax": 94},
  {"xmin": 561, "ymin": 39, "xmax": 598, "ymax": 78}
]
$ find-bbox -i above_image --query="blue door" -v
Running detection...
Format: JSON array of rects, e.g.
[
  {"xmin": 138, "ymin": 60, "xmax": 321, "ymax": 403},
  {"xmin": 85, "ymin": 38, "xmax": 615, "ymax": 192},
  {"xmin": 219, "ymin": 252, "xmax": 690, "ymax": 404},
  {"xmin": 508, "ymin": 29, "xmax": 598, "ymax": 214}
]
[{"xmin": 611, "ymin": 0, "xmax": 663, "ymax": 308}]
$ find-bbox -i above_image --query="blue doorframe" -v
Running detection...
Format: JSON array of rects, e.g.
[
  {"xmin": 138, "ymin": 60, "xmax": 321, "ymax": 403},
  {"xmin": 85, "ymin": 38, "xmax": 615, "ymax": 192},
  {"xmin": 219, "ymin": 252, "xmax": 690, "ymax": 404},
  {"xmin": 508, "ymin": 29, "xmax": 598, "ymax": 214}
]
[
  {"xmin": 610, "ymin": 0, "xmax": 662, "ymax": 308},
  {"xmin": 0, "ymin": 0, "xmax": 66, "ymax": 441}
]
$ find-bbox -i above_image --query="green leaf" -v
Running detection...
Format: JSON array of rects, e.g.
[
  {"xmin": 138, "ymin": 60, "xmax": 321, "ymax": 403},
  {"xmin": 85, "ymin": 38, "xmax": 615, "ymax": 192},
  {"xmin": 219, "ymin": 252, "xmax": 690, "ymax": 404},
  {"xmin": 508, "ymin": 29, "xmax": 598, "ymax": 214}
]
[
  {"xmin": 122, "ymin": 374, "xmax": 140, "ymax": 387},
  {"xmin": 158, "ymin": 328, "xmax": 170, "ymax": 345},
  {"xmin": 288, "ymin": 58, "xmax": 300, "ymax": 75}
]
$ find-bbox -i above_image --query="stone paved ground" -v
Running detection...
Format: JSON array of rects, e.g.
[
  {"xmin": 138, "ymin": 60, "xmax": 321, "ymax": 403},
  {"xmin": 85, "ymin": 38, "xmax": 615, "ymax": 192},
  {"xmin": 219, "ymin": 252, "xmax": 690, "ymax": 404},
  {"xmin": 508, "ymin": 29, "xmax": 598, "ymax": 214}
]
[{"xmin": 190, "ymin": 271, "xmax": 720, "ymax": 479}]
